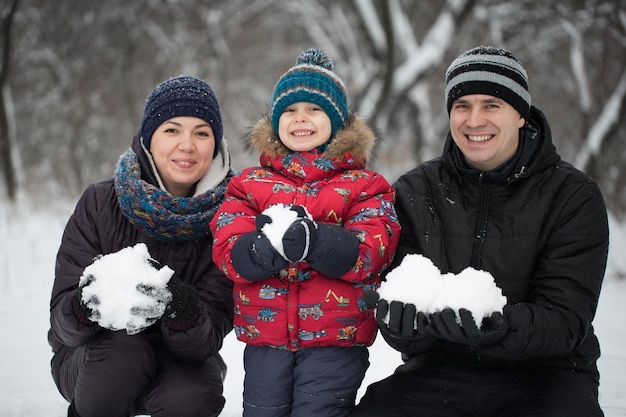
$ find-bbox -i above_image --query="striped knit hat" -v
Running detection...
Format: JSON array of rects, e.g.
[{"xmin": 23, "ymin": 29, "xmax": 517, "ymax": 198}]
[
  {"xmin": 270, "ymin": 49, "xmax": 349, "ymax": 137},
  {"xmin": 140, "ymin": 75, "xmax": 223, "ymax": 157},
  {"xmin": 445, "ymin": 46, "xmax": 531, "ymax": 119}
]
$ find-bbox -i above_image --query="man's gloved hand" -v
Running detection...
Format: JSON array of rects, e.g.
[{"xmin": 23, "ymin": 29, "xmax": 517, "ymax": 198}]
[
  {"xmin": 428, "ymin": 308, "xmax": 508, "ymax": 345},
  {"xmin": 163, "ymin": 276, "xmax": 198, "ymax": 320},
  {"xmin": 363, "ymin": 290, "xmax": 435, "ymax": 355}
]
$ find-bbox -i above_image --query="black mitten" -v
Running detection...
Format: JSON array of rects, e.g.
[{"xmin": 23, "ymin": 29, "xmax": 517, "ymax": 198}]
[
  {"xmin": 303, "ymin": 223, "xmax": 359, "ymax": 277},
  {"xmin": 282, "ymin": 217, "xmax": 318, "ymax": 262},
  {"xmin": 428, "ymin": 308, "xmax": 508, "ymax": 345},
  {"xmin": 363, "ymin": 290, "xmax": 435, "ymax": 355},
  {"xmin": 163, "ymin": 276, "xmax": 198, "ymax": 320},
  {"xmin": 231, "ymin": 231, "xmax": 289, "ymax": 281}
]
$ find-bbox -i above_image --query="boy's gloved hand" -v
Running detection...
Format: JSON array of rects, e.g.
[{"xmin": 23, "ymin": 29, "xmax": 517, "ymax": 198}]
[
  {"xmin": 428, "ymin": 308, "xmax": 508, "ymax": 345},
  {"xmin": 231, "ymin": 214, "xmax": 289, "ymax": 281},
  {"xmin": 282, "ymin": 206, "xmax": 359, "ymax": 277},
  {"xmin": 282, "ymin": 216, "xmax": 318, "ymax": 262}
]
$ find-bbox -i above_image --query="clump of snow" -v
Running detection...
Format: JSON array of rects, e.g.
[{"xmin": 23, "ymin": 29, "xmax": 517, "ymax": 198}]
[
  {"xmin": 378, "ymin": 254, "xmax": 507, "ymax": 327},
  {"xmin": 260, "ymin": 204, "xmax": 312, "ymax": 259},
  {"xmin": 79, "ymin": 243, "xmax": 174, "ymax": 334}
]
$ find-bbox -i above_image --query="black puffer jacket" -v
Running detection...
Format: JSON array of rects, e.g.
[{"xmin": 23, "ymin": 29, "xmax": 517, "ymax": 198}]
[
  {"xmin": 391, "ymin": 106, "xmax": 609, "ymax": 377},
  {"xmin": 48, "ymin": 136, "xmax": 234, "ymax": 362}
]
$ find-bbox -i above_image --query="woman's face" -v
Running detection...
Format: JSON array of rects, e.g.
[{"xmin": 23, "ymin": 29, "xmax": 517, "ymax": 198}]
[{"xmin": 149, "ymin": 116, "xmax": 215, "ymax": 197}]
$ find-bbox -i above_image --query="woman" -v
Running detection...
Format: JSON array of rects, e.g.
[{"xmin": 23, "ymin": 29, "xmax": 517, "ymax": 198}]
[{"xmin": 48, "ymin": 75, "xmax": 235, "ymax": 417}]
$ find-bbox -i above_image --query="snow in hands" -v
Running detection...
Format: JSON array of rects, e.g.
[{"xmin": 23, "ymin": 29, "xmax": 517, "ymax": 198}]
[
  {"xmin": 260, "ymin": 204, "xmax": 313, "ymax": 260},
  {"xmin": 79, "ymin": 243, "xmax": 174, "ymax": 334},
  {"xmin": 378, "ymin": 254, "xmax": 507, "ymax": 327}
]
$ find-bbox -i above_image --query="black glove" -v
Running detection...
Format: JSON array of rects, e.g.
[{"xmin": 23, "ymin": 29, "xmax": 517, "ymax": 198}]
[
  {"xmin": 77, "ymin": 273, "xmax": 101, "ymax": 322},
  {"xmin": 363, "ymin": 290, "xmax": 435, "ymax": 355},
  {"xmin": 132, "ymin": 281, "xmax": 171, "ymax": 320},
  {"xmin": 282, "ymin": 216, "xmax": 318, "ymax": 262},
  {"xmin": 428, "ymin": 308, "xmax": 508, "ymax": 345},
  {"xmin": 283, "ymin": 211, "xmax": 359, "ymax": 277},
  {"xmin": 255, "ymin": 212, "xmax": 274, "ymax": 231},
  {"xmin": 231, "ymin": 230, "xmax": 289, "ymax": 281},
  {"xmin": 163, "ymin": 276, "xmax": 198, "ymax": 320}
]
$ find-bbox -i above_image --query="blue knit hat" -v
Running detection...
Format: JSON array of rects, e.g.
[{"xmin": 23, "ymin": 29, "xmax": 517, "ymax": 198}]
[
  {"xmin": 270, "ymin": 49, "xmax": 349, "ymax": 137},
  {"xmin": 445, "ymin": 46, "xmax": 531, "ymax": 119},
  {"xmin": 140, "ymin": 75, "xmax": 223, "ymax": 157}
]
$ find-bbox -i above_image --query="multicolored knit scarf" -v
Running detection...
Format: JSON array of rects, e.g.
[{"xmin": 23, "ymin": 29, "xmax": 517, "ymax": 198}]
[{"xmin": 114, "ymin": 149, "xmax": 232, "ymax": 241}]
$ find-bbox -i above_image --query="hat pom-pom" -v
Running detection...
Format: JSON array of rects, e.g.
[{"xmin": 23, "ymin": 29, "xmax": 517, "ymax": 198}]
[{"xmin": 296, "ymin": 48, "xmax": 334, "ymax": 71}]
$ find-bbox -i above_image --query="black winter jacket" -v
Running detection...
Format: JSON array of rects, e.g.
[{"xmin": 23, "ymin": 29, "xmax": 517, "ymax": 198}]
[
  {"xmin": 391, "ymin": 106, "xmax": 609, "ymax": 377},
  {"xmin": 48, "ymin": 136, "xmax": 234, "ymax": 362}
]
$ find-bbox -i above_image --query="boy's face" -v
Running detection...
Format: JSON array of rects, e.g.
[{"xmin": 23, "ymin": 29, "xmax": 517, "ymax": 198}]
[
  {"xmin": 278, "ymin": 102, "xmax": 332, "ymax": 152},
  {"xmin": 449, "ymin": 94, "xmax": 525, "ymax": 171}
]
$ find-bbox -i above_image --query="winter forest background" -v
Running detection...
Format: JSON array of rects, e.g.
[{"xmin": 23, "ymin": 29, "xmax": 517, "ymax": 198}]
[
  {"xmin": 2, "ymin": 0, "xmax": 626, "ymax": 216},
  {"xmin": 1, "ymin": 0, "xmax": 626, "ymax": 416}
]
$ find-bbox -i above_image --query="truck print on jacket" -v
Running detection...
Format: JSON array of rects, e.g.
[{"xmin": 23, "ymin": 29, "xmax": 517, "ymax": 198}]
[{"xmin": 210, "ymin": 114, "xmax": 400, "ymax": 351}]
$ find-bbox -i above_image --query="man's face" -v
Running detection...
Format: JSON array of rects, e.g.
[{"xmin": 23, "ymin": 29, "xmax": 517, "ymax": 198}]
[{"xmin": 449, "ymin": 94, "xmax": 526, "ymax": 171}]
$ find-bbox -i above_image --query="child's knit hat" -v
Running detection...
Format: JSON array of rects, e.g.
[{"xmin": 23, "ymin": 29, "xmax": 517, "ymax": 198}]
[{"xmin": 270, "ymin": 49, "xmax": 349, "ymax": 137}]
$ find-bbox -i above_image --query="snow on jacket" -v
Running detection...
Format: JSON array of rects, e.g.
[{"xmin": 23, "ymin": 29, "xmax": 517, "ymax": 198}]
[
  {"xmin": 210, "ymin": 114, "xmax": 400, "ymax": 351},
  {"xmin": 391, "ymin": 106, "xmax": 609, "ymax": 377},
  {"xmin": 48, "ymin": 135, "xmax": 234, "ymax": 362}
]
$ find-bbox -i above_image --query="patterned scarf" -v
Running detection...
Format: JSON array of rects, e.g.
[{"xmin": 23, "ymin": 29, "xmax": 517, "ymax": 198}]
[{"xmin": 114, "ymin": 149, "xmax": 232, "ymax": 241}]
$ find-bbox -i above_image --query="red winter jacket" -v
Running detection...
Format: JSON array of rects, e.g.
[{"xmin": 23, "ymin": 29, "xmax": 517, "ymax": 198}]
[{"xmin": 210, "ymin": 114, "xmax": 400, "ymax": 351}]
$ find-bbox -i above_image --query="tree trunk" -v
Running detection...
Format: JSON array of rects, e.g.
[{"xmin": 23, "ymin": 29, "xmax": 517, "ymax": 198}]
[{"xmin": 0, "ymin": 0, "xmax": 20, "ymax": 201}]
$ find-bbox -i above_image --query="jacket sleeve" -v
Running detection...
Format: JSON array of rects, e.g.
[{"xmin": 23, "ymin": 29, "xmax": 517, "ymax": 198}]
[
  {"xmin": 209, "ymin": 171, "xmax": 265, "ymax": 284},
  {"xmin": 336, "ymin": 172, "xmax": 401, "ymax": 283},
  {"xmin": 483, "ymin": 180, "xmax": 609, "ymax": 363},
  {"xmin": 160, "ymin": 262, "xmax": 234, "ymax": 361},
  {"xmin": 49, "ymin": 185, "xmax": 104, "ymax": 349}
]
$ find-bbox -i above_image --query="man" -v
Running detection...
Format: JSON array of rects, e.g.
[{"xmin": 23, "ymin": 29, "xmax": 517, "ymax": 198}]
[{"xmin": 353, "ymin": 46, "xmax": 609, "ymax": 417}]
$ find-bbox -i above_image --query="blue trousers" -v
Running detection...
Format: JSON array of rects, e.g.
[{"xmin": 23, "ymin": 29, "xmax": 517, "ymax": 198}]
[
  {"xmin": 243, "ymin": 344, "xmax": 370, "ymax": 417},
  {"xmin": 352, "ymin": 357, "xmax": 603, "ymax": 417}
]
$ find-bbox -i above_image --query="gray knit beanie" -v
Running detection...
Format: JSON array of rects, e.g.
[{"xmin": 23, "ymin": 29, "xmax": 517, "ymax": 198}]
[{"xmin": 445, "ymin": 46, "xmax": 531, "ymax": 119}]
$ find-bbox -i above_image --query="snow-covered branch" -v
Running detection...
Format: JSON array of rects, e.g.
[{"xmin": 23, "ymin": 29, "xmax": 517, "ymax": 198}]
[{"xmin": 575, "ymin": 68, "xmax": 626, "ymax": 169}]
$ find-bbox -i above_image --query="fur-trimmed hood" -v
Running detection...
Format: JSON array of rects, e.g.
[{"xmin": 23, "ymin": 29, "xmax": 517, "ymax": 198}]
[{"xmin": 248, "ymin": 113, "xmax": 377, "ymax": 164}]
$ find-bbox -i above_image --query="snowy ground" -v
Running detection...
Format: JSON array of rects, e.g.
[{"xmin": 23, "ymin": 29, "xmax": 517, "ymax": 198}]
[{"xmin": 1, "ymin": 201, "xmax": 625, "ymax": 417}]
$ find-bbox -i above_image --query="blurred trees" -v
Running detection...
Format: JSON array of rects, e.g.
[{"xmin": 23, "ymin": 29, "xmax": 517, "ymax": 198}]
[{"xmin": 2, "ymin": 0, "xmax": 626, "ymax": 215}]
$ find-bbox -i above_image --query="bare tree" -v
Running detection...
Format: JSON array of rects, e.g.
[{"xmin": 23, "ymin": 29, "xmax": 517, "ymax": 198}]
[
  {"xmin": 5, "ymin": 0, "xmax": 626, "ymax": 216},
  {"xmin": 0, "ymin": 0, "xmax": 19, "ymax": 201}
]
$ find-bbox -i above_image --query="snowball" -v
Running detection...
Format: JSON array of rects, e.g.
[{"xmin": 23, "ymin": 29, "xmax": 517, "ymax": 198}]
[
  {"xmin": 79, "ymin": 243, "xmax": 174, "ymax": 334},
  {"xmin": 377, "ymin": 254, "xmax": 507, "ymax": 327},
  {"xmin": 378, "ymin": 253, "xmax": 444, "ymax": 313},
  {"xmin": 260, "ymin": 204, "xmax": 312, "ymax": 259}
]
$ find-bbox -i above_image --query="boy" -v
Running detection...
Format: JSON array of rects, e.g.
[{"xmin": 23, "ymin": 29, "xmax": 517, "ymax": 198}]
[{"xmin": 210, "ymin": 49, "xmax": 400, "ymax": 417}]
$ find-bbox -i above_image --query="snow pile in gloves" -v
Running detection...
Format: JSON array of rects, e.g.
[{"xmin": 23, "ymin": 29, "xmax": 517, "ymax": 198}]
[
  {"xmin": 79, "ymin": 243, "xmax": 174, "ymax": 334},
  {"xmin": 378, "ymin": 254, "xmax": 507, "ymax": 326}
]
